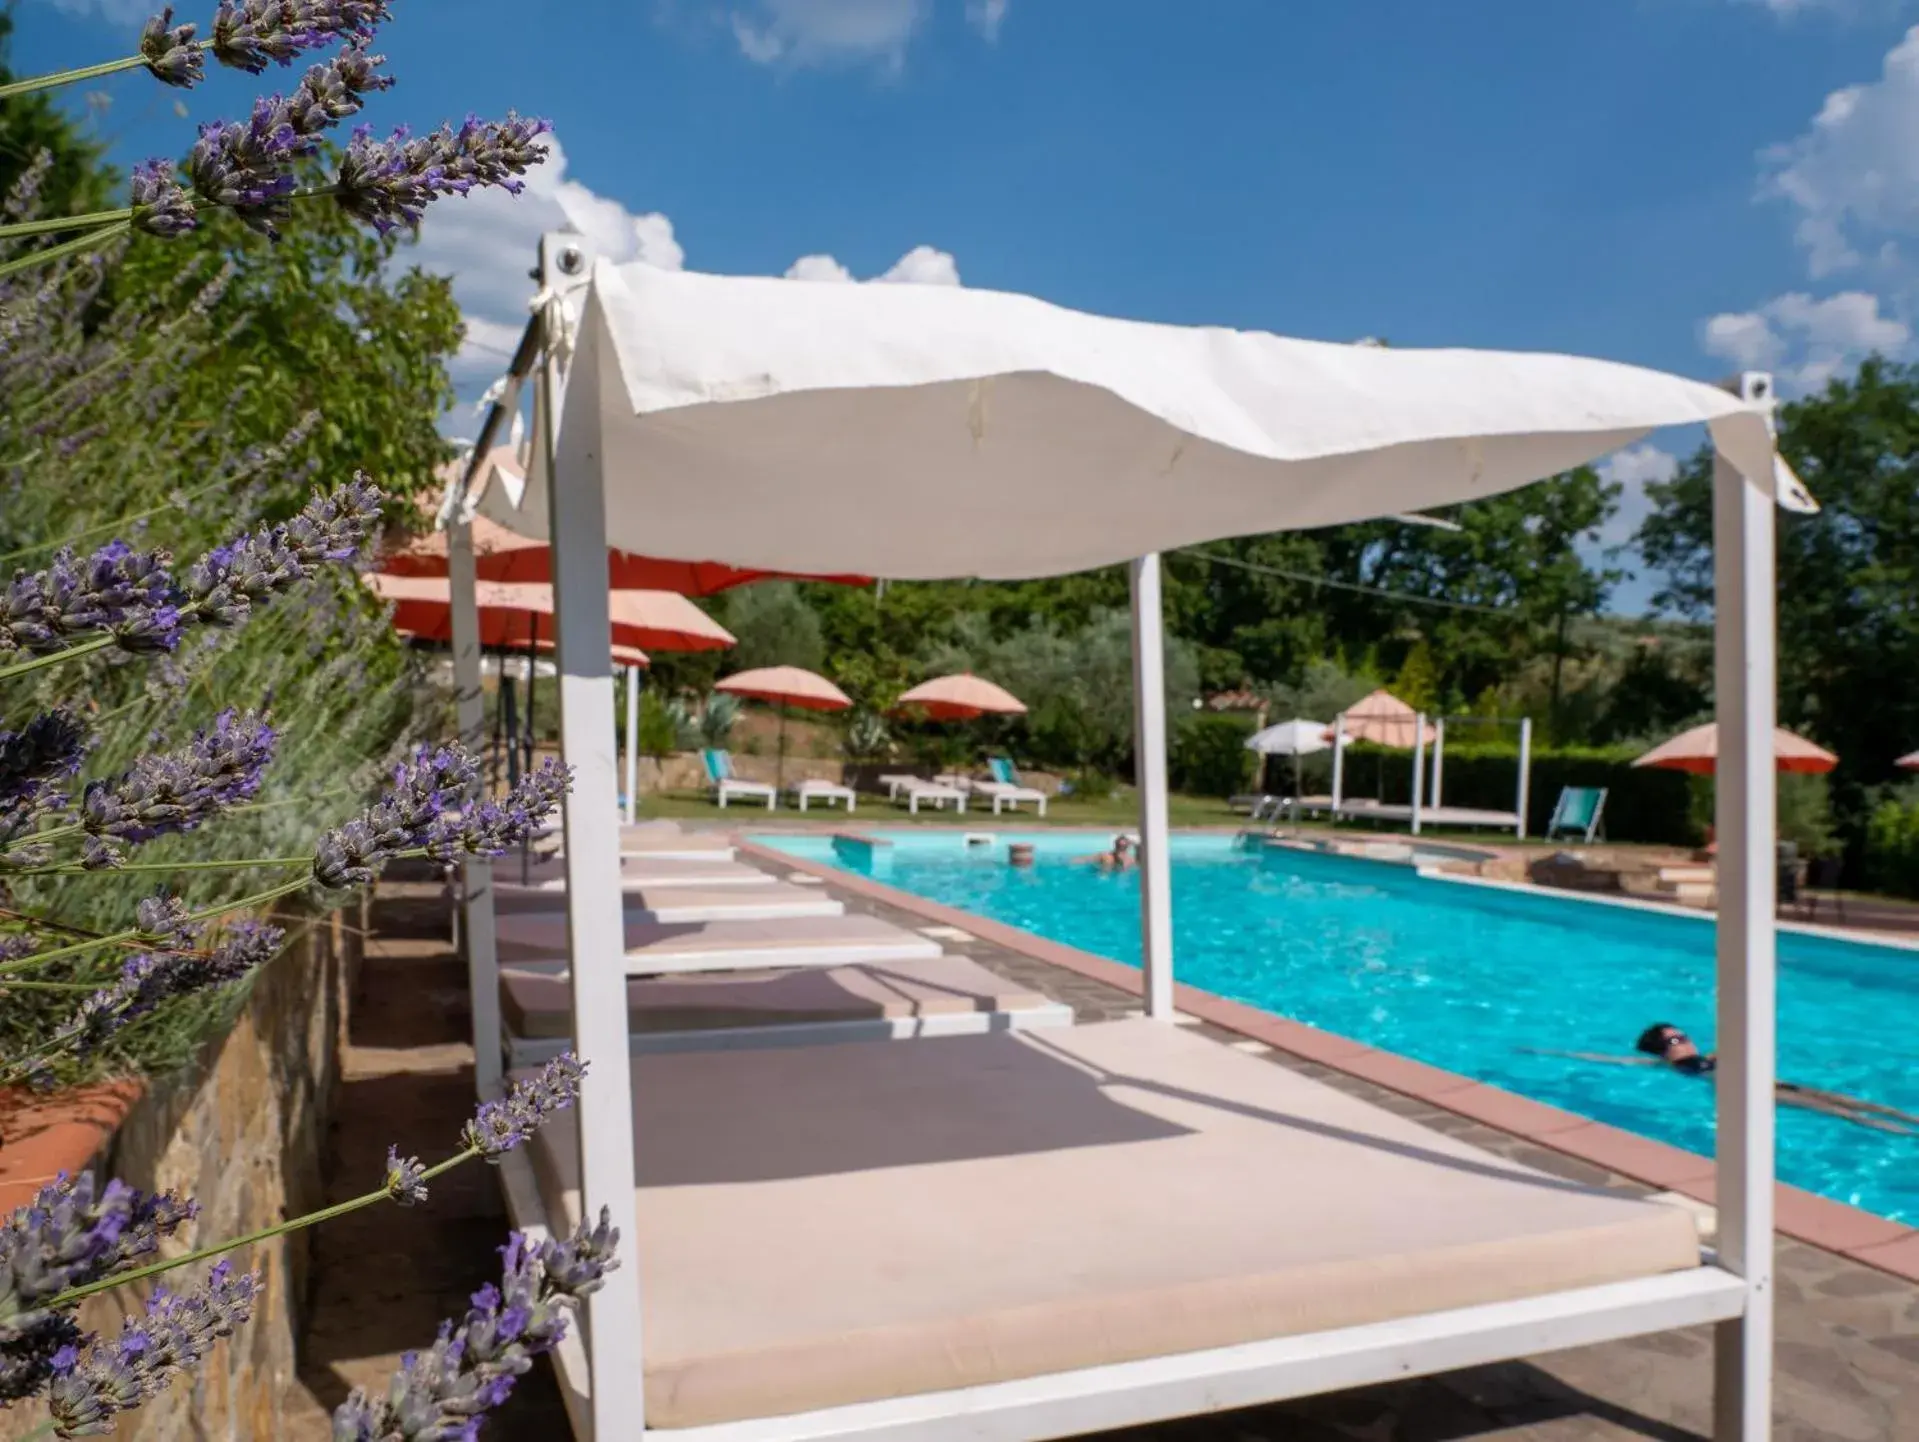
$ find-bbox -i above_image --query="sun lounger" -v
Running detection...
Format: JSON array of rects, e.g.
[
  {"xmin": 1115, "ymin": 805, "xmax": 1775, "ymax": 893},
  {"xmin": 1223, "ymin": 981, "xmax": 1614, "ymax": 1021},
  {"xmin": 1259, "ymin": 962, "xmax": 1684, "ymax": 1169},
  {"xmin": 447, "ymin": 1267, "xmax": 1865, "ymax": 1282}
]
[
  {"xmin": 701, "ymin": 748, "xmax": 776, "ymax": 809},
  {"xmin": 491, "ymin": 856, "xmax": 778, "ymax": 913},
  {"xmin": 503, "ymin": 1017, "xmax": 1704, "ymax": 1431},
  {"xmin": 497, "ymin": 883, "xmax": 841, "ymax": 924},
  {"xmin": 1545, "ymin": 785, "xmax": 1608, "ymax": 844},
  {"xmin": 788, "ymin": 778, "xmax": 856, "ymax": 812},
  {"xmin": 496, "ymin": 954, "xmax": 1073, "ymax": 1063},
  {"xmin": 496, "ymin": 910, "xmax": 944, "ymax": 975},
  {"xmin": 974, "ymin": 756, "xmax": 1049, "ymax": 815},
  {"xmin": 892, "ymin": 778, "xmax": 966, "ymax": 814}
]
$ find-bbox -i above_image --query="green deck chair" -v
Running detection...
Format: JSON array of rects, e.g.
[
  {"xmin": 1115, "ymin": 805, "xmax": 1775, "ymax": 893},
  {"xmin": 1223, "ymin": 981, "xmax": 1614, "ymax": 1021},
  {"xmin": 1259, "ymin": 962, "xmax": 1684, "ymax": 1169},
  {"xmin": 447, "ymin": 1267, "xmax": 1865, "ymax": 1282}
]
[{"xmin": 1545, "ymin": 786, "xmax": 1607, "ymax": 843}]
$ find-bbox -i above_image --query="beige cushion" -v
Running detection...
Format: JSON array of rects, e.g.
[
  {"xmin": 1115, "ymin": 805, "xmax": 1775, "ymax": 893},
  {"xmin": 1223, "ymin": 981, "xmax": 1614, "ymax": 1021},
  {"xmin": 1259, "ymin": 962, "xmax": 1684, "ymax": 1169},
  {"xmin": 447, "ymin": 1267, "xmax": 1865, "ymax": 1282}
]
[
  {"xmin": 496, "ymin": 854, "xmax": 778, "ymax": 899},
  {"xmin": 500, "ymin": 955, "xmax": 1051, "ymax": 1038},
  {"xmin": 527, "ymin": 1019, "xmax": 1699, "ymax": 1428}
]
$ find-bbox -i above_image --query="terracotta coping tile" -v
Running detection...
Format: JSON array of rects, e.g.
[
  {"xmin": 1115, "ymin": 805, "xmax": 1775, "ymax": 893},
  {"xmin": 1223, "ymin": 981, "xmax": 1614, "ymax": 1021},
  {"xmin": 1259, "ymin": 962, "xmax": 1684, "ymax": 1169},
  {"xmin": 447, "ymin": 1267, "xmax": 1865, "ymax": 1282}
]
[
  {"xmin": 1845, "ymin": 1232, "xmax": 1919, "ymax": 1283},
  {"xmin": 1528, "ymin": 1121, "xmax": 1717, "ymax": 1191},
  {"xmin": 0, "ymin": 1081, "xmax": 142, "ymax": 1212},
  {"xmin": 1431, "ymin": 1082, "xmax": 1593, "ymax": 1139}
]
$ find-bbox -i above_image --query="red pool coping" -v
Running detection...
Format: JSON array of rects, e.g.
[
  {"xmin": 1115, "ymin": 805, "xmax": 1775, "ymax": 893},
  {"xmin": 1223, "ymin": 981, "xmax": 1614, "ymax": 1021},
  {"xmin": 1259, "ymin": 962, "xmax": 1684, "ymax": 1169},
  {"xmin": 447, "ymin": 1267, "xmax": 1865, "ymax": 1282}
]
[{"xmin": 737, "ymin": 835, "xmax": 1919, "ymax": 1282}]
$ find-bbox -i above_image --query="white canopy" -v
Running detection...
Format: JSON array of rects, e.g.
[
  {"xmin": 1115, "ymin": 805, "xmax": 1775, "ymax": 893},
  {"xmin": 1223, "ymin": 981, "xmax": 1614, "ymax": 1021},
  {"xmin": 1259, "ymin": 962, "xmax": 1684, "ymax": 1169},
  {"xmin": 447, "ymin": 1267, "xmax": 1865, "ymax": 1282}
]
[
  {"xmin": 1246, "ymin": 718, "xmax": 1338, "ymax": 756},
  {"xmin": 478, "ymin": 258, "xmax": 1812, "ymax": 580}
]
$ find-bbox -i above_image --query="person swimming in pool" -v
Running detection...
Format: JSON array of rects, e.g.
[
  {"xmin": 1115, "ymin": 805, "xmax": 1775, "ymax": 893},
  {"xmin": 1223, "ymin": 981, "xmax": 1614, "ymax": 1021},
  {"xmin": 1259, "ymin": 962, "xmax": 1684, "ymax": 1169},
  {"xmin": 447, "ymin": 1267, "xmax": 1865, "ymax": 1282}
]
[
  {"xmin": 1538, "ymin": 1023, "xmax": 1919, "ymax": 1135},
  {"xmin": 1075, "ymin": 834, "xmax": 1137, "ymax": 871}
]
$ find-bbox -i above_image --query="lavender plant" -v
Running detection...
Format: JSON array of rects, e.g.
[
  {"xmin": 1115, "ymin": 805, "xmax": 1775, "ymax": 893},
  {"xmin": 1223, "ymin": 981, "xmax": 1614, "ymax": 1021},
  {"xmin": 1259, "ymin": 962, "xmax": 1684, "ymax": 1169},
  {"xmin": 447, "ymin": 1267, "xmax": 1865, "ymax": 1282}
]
[
  {"xmin": 0, "ymin": 12, "xmax": 606, "ymax": 1434},
  {"xmin": 0, "ymin": 6, "xmax": 550, "ymax": 271}
]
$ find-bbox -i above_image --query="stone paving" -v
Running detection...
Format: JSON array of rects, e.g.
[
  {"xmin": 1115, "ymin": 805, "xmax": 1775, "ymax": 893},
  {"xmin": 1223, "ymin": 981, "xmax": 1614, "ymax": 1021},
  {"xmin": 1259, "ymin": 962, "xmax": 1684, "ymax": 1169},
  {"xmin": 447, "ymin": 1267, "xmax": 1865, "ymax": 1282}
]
[{"xmin": 288, "ymin": 863, "xmax": 1919, "ymax": 1441}]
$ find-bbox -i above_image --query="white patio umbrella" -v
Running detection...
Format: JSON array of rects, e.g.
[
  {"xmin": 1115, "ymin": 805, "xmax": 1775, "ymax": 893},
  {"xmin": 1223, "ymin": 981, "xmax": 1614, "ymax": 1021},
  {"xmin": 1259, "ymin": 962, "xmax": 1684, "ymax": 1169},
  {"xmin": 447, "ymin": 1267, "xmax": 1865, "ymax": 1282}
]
[
  {"xmin": 470, "ymin": 236, "xmax": 1809, "ymax": 1437},
  {"xmin": 1245, "ymin": 717, "xmax": 1337, "ymax": 799}
]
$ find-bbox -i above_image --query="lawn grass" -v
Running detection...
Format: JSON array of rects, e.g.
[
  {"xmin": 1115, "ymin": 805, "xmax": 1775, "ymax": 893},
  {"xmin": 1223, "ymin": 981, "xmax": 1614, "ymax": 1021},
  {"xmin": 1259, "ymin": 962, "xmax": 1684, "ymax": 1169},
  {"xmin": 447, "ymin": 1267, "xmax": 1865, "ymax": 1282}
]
[{"xmin": 633, "ymin": 787, "xmax": 1246, "ymax": 829}]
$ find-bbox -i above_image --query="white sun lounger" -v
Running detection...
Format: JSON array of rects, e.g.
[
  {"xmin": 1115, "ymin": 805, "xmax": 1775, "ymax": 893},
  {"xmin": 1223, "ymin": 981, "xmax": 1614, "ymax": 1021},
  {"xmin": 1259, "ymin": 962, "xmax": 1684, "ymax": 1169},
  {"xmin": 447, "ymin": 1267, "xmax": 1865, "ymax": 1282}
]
[
  {"xmin": 496, "ymin": 954, "xmax": 1073, "ymax": 1064},
  {"xmin": 494, "ymin": 876, "xmax": 841, "ymax": 925},
  {"xmin": 789, "ymin": 778, "xmax": 856, "ymax": 812},
  {"xmin": 496, "ymin": 911, "xmax": 944, "ymax": 975},
  {"xmin": 493, "ymin": 856, "xmax": 779, "ymax": 909},
  {"xmin": 893, "ymin": 779, "xmax": 966, "ymax": 814},
  {"xmin": 614, "ymin": 826, "xmax": 737, "ymax": 862},
  {"xmin": 501, "ymin": 1017, "xmax": 1711, "ymax": 1437}
]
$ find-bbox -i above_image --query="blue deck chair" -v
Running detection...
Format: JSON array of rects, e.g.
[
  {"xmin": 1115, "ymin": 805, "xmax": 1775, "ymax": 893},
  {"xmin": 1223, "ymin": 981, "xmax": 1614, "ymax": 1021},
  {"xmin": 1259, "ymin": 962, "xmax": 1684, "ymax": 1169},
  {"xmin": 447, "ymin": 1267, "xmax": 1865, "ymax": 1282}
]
[
  {"xmin": 701, "ymin": 748, "xmax": 776, "ymax": 809},
  {"xmin": 1544, "ymin": 786, "xmax": 1607, "ymax": 843}
]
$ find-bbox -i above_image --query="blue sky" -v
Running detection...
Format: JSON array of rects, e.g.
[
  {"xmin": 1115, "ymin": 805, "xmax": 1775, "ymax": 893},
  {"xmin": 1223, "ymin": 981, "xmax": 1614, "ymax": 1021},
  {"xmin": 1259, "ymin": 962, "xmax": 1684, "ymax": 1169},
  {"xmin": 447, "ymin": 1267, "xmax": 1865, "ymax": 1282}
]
[{"xmin": 19, "ymin": 0, "xmax": 1919, "ymax": 612}]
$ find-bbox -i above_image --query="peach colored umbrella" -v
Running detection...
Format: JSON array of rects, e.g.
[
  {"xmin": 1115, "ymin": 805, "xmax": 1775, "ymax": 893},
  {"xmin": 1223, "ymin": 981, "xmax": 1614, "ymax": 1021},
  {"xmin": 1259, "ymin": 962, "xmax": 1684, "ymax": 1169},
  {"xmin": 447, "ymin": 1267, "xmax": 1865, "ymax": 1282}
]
[
  {"xmin": 893, "ymin": 672, "xmax": 1027, "ymax": 721},
  {"xmin": 715, "ymin": 667, "xmax": 853, "ymax": 789},
  {"xmin": 1632, "ymin": 721, "xmax": 1837, "ymax": 776},
  {"xmin": 1326, "ymin": 689, "xmax": 1436, "ymax": 748},
  {"xmin": 395, "ymin": 627, "xmax": 648, "ymax": 668},
  {"xmin": 366, "ymin": 575, "xmax": 735, "ymax": 653},
  {"xmin": 385, "ymin": 450, "xmax": 870, "ymax": 596},
  {"xmin": 1898, "ymin": 750, "xmax": 1919, "ymax": 771},
  {"xmin": 715, "ymin": 666, "xmax": 853, "ymax": 712}
]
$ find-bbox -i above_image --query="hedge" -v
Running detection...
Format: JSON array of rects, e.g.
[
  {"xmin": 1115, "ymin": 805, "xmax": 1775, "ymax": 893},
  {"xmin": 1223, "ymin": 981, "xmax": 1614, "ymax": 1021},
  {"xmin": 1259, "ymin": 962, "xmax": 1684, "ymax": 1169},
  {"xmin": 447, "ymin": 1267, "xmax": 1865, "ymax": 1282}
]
[
  {"xmin": 1336, "ymin": 741, "xmax": 1701, "ymax": 846},
  {"xmin": 1864, "ymin": 795, "xmax": 1919, "ymax": 900},
  {"xmin": 1170, "ymin": 712, "xmax": 1258, "ymax": 798}
]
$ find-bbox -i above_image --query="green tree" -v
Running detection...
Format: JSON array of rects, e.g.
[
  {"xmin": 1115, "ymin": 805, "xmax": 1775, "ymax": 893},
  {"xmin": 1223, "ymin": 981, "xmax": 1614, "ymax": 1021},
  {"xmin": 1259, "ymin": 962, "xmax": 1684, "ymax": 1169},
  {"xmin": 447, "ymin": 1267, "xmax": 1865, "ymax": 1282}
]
[
  {"xmin": 1638, "ymin": 357, "xmax": 1919, "ymax": 844},
  {"xmin": 1392, "ymin": 638, "xmax": 1438, "ymax": 713},
  {"xmin": 117, "ymin": 153, "xmax": 462, "ymax": 511},
  {"xmin": 720, "ymin": 581, "xmax": 826, "ymax": 673}
]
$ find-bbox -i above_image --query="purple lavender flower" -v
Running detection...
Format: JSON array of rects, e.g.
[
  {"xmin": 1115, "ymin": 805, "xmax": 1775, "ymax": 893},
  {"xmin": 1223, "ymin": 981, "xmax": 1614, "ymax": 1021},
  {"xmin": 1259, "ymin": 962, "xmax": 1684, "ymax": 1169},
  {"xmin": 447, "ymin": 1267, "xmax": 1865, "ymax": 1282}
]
[
  {"xmin": 0, "ymin": 710, "xmax": 86, "ymax": 863},
  {"xmin": 138, "ymin": 8, "xmax": 203, "ymax": 88},
  {"xmin": 80, "ymin": 710, "xmax": 277, "ymax": 866},
  {"xmin": 283, "ymin": 43, "xmax": 394, "ymax": 136},
  {"xmin": 424, "ymin": 757, "xmax": 570, "ymax": 862},
  {"xmin": 382, "ymin": 1147, "xmax": 428, "ymax": 1207},
  {"xmin": 311, "ymin": 743, "xmax": 479, "ymax": 888},
  {"xmin": 129, "ymin": 159, "xmax": 197, "ymax": 238},
  {"xmin": 334, "ymin": 113, "xmax": 552, "ymax": 234},
  {"xmin": 184, "ymin": 102, "xmax": 302, "ymax": 237},
  {"xmin": 210, "ymin": 0, "xmax": 393, "ymax": 74},
  {"xmin": 0, "ymin": 1175, "xmax": 196, "ymax": 1404},
  {"xmin": 52, "ymin": 922, "xmax": 285, "ymax": 1058},
  {"xmin": 47, "ymin": 1260, "xmax": 259, "ymax": 1436},
  {"xmin": 461, "ymin": 1053, "xmax": 585, "ymax": 1160},
  {"xmin": 184, "ymin": 477, "xmax": 382, "ymax": 627},
  {"xmin": 329, "ymin": 1212, "xmax": 618, "ymax": 1441},
  {"xmin": 0, "ymin": 542, "xmax": 178, "ymax": 659}
]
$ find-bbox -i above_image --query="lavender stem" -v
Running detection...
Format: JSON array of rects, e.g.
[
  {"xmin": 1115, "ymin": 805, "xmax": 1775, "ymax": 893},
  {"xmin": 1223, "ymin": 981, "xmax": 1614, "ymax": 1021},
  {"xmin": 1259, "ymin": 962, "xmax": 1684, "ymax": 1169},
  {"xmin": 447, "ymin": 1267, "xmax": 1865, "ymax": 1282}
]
[
  {"xmin": 46, "ymin": 1149, "xmax": 479, "ymax": 1311},
  {"xmin": 0, "ymin": 208, "xmax": 135, "ymax": 241},
  {"xmin": 0, "ymin": 222, "xmax": 131, "ymax": 284},
  {"xmin": 0, "ymin": 876, "xmax": 310, "ymax": 977},
  {"xmin": 0, "ymin": 54, "xmax": 152, "ymax": 101},
  {"xmin": 0, "ymin": 635, "xmax": 118, "ymax": 682}
]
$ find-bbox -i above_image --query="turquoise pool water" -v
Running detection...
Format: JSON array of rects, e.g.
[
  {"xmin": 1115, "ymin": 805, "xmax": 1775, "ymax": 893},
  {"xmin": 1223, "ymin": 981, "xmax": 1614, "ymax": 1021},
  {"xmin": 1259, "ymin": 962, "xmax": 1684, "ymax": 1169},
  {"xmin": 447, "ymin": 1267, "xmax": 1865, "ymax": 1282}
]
[{"xmin": 757, "ymin": 829, "xmax": 1919, "ymax": 1222}]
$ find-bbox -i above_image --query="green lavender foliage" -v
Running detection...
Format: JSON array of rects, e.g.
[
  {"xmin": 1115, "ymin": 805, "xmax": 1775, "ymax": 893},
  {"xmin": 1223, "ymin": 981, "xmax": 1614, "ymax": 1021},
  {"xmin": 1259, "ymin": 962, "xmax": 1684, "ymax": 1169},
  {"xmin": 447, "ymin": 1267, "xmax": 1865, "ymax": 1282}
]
[{"xmin": 0, "ymin": 165, "xmax": 458, "ymax": 1082}]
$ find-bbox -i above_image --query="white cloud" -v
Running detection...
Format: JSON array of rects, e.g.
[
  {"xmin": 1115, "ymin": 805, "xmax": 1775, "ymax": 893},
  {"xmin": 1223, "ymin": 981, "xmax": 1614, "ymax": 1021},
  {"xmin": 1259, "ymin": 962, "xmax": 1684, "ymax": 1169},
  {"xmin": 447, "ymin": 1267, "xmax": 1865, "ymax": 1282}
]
[
  {"xmin": 785, "ymin": 253, "xmax": 858, "ymax": 282},
  {"xmin": 966, "ymin": 0, "xmax": 1009, "ymax": 41},
  {"xmin": 729, "ymin": 0, "xmax": 930, "ymax": 70},
  {"xmin": 876, "ymin": 244, "xmax": 961, "ymax": 284},
  {"xmin": 1761, "ymin": 25, "xmax": 1919, "ymax": 277},
  {"xmin": 1700, "ymin": 291, "xmax": 1909, "ymax": 389},
  {"xmin": 785, "ymin": 244, "xmax": 961, "ymax": 284},
  {"xmin": 1590, "ymin": 444, "xmax": 1680, "ymax": 555},
  {"xmin": 39, "ymin": 0, "xmax": 152, "ymax": 22},
  {"xmin": 407, "ymin": 134, "xmax": 682, "ymax": 387}
]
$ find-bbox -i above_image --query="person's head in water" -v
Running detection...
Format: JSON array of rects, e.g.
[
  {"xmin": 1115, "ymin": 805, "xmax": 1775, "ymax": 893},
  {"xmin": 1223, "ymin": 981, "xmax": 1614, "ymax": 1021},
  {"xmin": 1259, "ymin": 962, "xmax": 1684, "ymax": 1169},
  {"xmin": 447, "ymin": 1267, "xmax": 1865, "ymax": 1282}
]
[
  {"xmin": 1112, "ymin": 835, "xmax": 1134, "ymax": 859},
  {"xmin": 1636, "ymin": 1023, "xmax": 1713, "ymax": 1073}
]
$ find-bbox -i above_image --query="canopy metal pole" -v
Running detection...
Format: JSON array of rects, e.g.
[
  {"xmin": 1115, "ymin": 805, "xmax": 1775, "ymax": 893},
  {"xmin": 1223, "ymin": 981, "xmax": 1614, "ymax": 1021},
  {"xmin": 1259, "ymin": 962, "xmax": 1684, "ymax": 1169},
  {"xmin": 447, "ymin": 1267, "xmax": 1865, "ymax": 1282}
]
[
  {"xmin": 1129, "ymin": 553, "xmax": 1174, "ymax": 1020},
  {"xmin": 448, "ymin": 514, "xmax": 500, "ymax": 1097},
  {"xmin": 623, "ymin": 663, "xmax": 640, "ymax": 825},
  {"xmin": 1710, "ymin": 383, "xmax": 1778, "ymax": 1442},
  {"xmin": 539, "ymin": 233, "xmax": 646, "ymax": 1431},
  {"xmin": 1432, "ymin": 717, "xmax": 1446, "ymax": 810},
  {"xmin": 1410, "ymin": 715, "xmax": 1426, "ymax": 836},
  {"xmin": 1331, "ymin": 713, "xmax": 1347, "ymax": 813},
  {"xmin": 1516, "ymin": 717, "xmax": 1534, "ymax": 840}
]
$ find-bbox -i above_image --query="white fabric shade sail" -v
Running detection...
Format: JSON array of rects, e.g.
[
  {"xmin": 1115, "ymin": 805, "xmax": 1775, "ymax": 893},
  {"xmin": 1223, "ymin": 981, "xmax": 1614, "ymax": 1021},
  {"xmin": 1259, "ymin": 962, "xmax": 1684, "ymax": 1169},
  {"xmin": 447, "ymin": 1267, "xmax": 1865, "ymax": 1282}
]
[{"xmin": 476, "ymin": 258, "xmax": 1813, "ymax": 581}]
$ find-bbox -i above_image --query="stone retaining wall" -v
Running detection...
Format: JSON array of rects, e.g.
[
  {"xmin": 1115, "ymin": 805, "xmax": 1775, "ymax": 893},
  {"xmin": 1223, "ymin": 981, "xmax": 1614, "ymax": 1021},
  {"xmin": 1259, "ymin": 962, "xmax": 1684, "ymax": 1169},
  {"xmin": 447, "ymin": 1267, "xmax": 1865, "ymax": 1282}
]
[{"xmin": 0, "ymin": 897, "xmax": 363, "ymax": 1440}]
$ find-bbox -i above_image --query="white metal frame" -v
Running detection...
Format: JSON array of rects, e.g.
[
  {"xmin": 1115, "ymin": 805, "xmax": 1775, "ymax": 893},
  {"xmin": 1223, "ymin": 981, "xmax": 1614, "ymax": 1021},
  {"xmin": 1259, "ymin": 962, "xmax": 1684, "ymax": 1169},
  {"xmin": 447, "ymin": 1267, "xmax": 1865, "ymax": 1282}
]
[{"xmin": 453, "ymin": 232, "xmax": 1780, "ymax": 1442}]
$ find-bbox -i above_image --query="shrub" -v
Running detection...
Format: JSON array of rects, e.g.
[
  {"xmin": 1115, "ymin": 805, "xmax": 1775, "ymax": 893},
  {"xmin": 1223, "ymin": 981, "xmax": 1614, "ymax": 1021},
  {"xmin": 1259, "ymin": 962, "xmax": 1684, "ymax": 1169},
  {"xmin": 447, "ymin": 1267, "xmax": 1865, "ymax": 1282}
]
[
  {"xmin": 1864, "ymin": 786, "xmax": 1919, "ymax": 899},
  {"xmin": 1170, "ymin": 713, "xmax": 1257, "ymax": 798}
]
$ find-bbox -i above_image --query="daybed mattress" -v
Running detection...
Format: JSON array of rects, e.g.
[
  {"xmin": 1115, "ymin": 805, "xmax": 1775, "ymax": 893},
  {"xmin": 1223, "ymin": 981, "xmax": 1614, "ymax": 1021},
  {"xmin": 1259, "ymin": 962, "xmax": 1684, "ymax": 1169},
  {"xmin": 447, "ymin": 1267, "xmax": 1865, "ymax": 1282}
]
[
  {"xmin": 526, "ymin": 1018, "xmax": 1699, "ymax": 1427},
  {"xmin": 495, "ymin": 855, "xmax": 779, "ymax": 903},
  {"xmin": 494, "ymin": 882, "xmax": 840, "ymax": 924},
  {"xmin": 495, "ymin": 911, "xmax": 942, "ymax": 972},
  {"xmin": 500, "ymin": 954, "xmax": 1050, "ymax": 1037}
]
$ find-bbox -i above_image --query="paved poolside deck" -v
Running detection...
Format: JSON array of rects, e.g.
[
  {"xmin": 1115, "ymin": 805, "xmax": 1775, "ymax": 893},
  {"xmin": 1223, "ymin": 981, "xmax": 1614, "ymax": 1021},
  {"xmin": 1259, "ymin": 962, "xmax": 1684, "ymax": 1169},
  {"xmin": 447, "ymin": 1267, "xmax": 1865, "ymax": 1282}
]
[{"xmin": 287, "ymin": 865, "xmax": 1919, "ymax": 1441}]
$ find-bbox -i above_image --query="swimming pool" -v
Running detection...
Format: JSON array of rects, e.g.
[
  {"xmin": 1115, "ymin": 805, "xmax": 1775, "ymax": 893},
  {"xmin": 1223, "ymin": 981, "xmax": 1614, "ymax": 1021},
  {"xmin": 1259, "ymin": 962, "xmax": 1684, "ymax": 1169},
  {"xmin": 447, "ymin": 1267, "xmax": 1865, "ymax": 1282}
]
[{"xmin": 756, "ymin": 829, "xmax": 1919, "ymax": 1223}]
